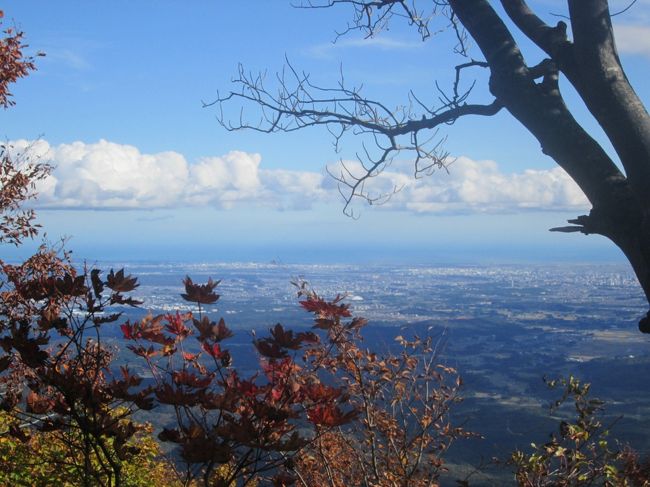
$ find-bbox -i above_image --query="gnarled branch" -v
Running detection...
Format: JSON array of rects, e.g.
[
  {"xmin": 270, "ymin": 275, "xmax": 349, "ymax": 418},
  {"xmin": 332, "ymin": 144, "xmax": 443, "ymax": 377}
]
[
  {"xmin": 294, "ymin": 0, "xmax": 439, "ymax": 41},
  {"xmin": 209, "ymin": 58, "xmax": 499, "ymax": 216}
]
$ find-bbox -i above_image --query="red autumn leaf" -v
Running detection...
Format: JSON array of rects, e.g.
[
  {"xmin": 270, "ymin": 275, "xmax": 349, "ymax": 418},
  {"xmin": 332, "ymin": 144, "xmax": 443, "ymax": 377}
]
[
  {"xmin": 106, "ymin": 268, "xmax": 139, "ymax": 292},
  {"xmin": 155, "ymin": 383, "xmax": 199, "ymax": 407},
  {"xmin": 254, "ymin": 339, "xmax": 287, "ymax": 359},
  {"xmin": 172, "ymin": 370, "xmax": 212, "ymax": 389},
  {"xmin": 133, "ymin": 392, "xmax": 155, "ymax": 411},
  {"xmin": 270, "ymin": 323, "xmax": 318, "ymax": 349},
  {"xmin": 214, "ymin": 317, "xmax": 233, "ymax": 341},
  {"xmin": 120, "ymin": 322, "xmax": 139, "ymax": 340},
  {"xmin": 236, "ymin": 379, "xmax": 259, "ymax": 398},
  {"xmin": 118, "ymin": 366, "xmax": 142, "ymax": 387},
  {"xmin": 15, "ymin": 339, "xmax": 48, "ymax": 368},
  {"xmin": 254, "ymin": 324, "xmax": 319, "ymax": 359},
  {"xmin": 313, "ymin": 318, "xmax": 334, "ymax": 330},
  {"xmin": 270, "ymin": 386, "xmax": 284, "ymax": 402},
  {"xmin": 202, "ymin": 341, "xmax": 224, "ymax": 359},
  {"xmin": 300, "ymin": 295, "xmax": 351, "ymax": 319},
  {"xmin": 0, "ymin": 23, "xmax": 38, "ymax": 108},
  {"xmin": 92, "ymin": 312, "xmax": 122, "ymax": 326},
  {"xmin": 181, "ymin": 434, "xmax": 231, "ymax": 464},
  {"xmin": 26, "ymin": 390, "xmax": 54, "ymax": 414},
  {"xmin": 193, "ymin": 316, "xmax": 233, "ymax": 342},
  {"xmin": 127, "ymin": 344, "xmax": 157, "ymax": 359},
  {"xmin": 127, "ymin": 314, "xmax": 175, "ymax": 346},
  {"xmin": 303, "ymin": 382, "xmax": 342, "ymax": 404},
  {"xmin": 307, "ymin": 405, "xmax": 358, "ymax": 427},
  {"xmin": 53, "ymin": 273, "xmax": 87, "ymax": 297},
  {"xmin": 164, "ymin": 312, "xmax": 191, "ymax": 338},
  {"xmin": 346, "ymin": 316, "xmax": 368, "ymax": 330},
  {"xmin": 262, "ymin": 357, "xmax": 300, "ymax": 382},
  {"xmin": 181, "ymin": 276, "xmax": 220, "ymax": 304}
]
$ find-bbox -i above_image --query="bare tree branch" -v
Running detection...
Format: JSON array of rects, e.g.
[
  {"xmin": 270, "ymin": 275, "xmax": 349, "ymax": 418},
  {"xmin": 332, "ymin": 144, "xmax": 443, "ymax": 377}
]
[
  {"xmin": 294, "ymin": 0, "xmax": 440, "ymax": 40},
  {"xmin": 568, "ymin": 0, "xmax": 650, "ymax": 208},
  {"xmin": 209, "ymin": 57, "xmax": 500, "ymax": 216},
  {"xmin": 208, "ymin": 0, "xmax": 650, "ymax": 328},
  {"xmin": 501, "ymin": 0, "xmax": 571, "ymax": 58}
]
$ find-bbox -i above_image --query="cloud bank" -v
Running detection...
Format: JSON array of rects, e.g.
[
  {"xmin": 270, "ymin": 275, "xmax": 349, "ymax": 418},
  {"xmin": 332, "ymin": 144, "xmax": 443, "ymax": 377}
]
[
  {"xmin": 12, "ymin": 139, "xmax": 588, "ymax": 214},
  {"xmin": 614, "ymin": 24, "xmax": 650, "ymax": 57},
  {"xmin": 327, "ymin": 157, "xmax": 589, "ymax": 213}
]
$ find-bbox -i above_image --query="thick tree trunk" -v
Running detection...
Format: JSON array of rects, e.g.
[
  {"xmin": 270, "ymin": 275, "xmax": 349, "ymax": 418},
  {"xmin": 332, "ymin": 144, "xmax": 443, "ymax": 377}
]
[
  {"xmin": 450, "ymin": 0, "xmax": 650, "ymax": 330},
  {"xmin": 592, "ymin": 202, "xmax": 650, "ymax": 331}
]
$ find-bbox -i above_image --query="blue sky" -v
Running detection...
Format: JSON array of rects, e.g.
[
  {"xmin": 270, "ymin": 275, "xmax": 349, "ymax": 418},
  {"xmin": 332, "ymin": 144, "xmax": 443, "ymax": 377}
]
[{"xmin": 2, "ymin": 1, "xmax": 649, "ymax": 263}]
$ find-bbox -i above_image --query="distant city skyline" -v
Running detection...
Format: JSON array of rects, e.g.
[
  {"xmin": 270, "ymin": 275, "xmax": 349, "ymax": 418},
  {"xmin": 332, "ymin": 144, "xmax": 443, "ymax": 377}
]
[{"xmin": 2, "ymin": 1, "xmax": 649, "ymax": 263}]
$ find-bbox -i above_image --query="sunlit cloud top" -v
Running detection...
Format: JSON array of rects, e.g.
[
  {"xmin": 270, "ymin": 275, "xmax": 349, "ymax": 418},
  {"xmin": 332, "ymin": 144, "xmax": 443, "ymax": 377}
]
[{"xmin": 11, "ymin": 139, "xmax": 588, "ymax": 214}]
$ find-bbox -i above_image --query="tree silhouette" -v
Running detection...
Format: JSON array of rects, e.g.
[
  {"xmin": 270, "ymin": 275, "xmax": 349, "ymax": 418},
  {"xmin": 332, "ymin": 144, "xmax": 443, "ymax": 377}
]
[{"xmin": 212, "ymin": 1, "xmax": 650, "ymax": 332}]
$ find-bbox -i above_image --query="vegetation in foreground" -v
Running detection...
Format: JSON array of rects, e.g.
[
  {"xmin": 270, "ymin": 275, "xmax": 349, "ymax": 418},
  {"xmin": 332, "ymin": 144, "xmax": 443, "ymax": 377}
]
[{"xmin": 2, "ymin": 8, "xmax": 650, "ymax": 487}]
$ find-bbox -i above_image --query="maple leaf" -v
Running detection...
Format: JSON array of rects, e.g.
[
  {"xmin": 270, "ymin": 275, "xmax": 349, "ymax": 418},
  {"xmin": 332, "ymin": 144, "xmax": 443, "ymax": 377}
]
[
  {"xmin": 254, "ymin": 324, "xmax": 318, "ymax": 360},
  {"xmin": 304, "ymin": 383, "xmax": 342, "ymax": 404},
  {"xmin": 26, "ymin": 390, "xmax": 54, "ymax": 414},
  {"xmin": 127, "ymin": 344, "xmax": 157, "ymax": 359},
  {"xmin": 254, "ymin": 339, "xmax": 287, "ymax": 359},
  {"xmin": 262, "ymin": 357, "xmax": 300, "ymax": 383},
  {"xmin": 134, "ymin": 394, "xmax": 155, "ymax": 410},
  {"xmin": 181, "ymin": 433, "xmax": 231, "ymax": 464},
  {"xmin": 164, "ymin": 311, "xmax": 191, "ymax": 338},
  {"xmin": 0, "ymin": 21, "xmax": 39, "ymax": 108},
  {"xmin": 347, "ymin": 316, "xmax": 368, "ymax": 330},
  {"xmin": 120, "ymin": 322, "xmax": 139, "ymax": 340},
  {"xmin": 214, "ymin": 317, "xmax": 233, "ymax": 341},
  {"xmin": 128, "ymin": 313, "xmax": 175, "ymax": 346},
  {"xmin": 271, "ymin": 323, "xmax": 318, "ymax": 349},
  {"xmin": 181, "ymin": 276, "xmax": 220, "ymax": 304},
  {"xmin": 307, "ymin": 405, "xmax": 358, "ymax": 427},
  {"xmin": 106, "ymin": 268, "xmax": 139, "ymax": 292},
  {"xmin": 54, "ymin": 273, "xmax": 87, "ymax": 297},
  {"xmin": 155, "ymin": 383, "xmax": 199, "ymax": 407},
  {"xmin": 300, "ymin": 295, "xmax": 351, "ymax": 319},
  {"xmin": 92, "ymin": 312, "xmax": 122, "ymax": 326},
  {"xmin": 172, "ymin": 370, "xmax": 213, "ymax": 389},
  {"xmin": 202, "ymin": 341, "xmax": 223, "ymax": 358},
  {"xmin": 182, "ymin": 351, "xmax": 198, "ymax": 361},
  {"xmin": 118, "ymin": 366, "xmax": 142, "ymax": 388},
  {"xmin": 202, "ymin": 341, "xmax": 233, "ymax": 366},
  {"xmin": 236, "ymin": 378, "xmax": 259, "ymax": 398},
  {"xmin": 15, "ymin": 338, "xmax": 48, "ymax": 368},
  {"xmin": 90, "ymin": 268, "xmax": 103, "ymax": 298},
  {"xmin": 193, "ymin": 316, "xmax": 233, "ymax": 342},
  {"xmin": 313, "ymin": 318, "xmax": 334, "ymax": 330}
]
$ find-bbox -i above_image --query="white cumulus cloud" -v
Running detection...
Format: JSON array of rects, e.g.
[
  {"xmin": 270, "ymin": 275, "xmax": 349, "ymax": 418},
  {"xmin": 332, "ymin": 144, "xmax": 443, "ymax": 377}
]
[
  {"xmin": 614, "ymin": 24, "xmax": 650, "ymax": 57},
  {"xmin": 11, "ymin": 139, "xmax": 324, "ymax": 210},
  {"xmin": 329, "ymin": 156, "xmax": 589, "ymax": 213},
  {"xmin": 10, "ymin": 139, "xmax": 589, "ymax": 214}
]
